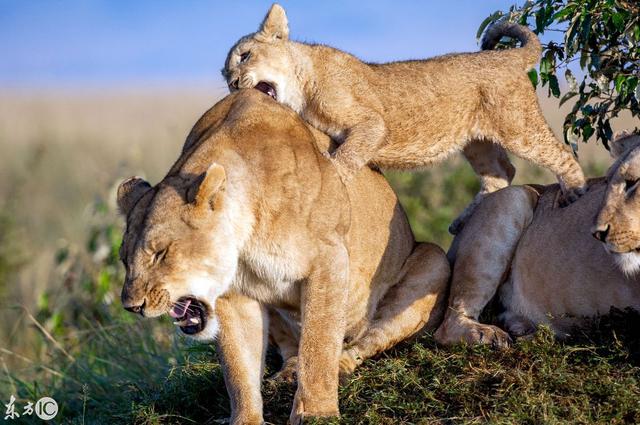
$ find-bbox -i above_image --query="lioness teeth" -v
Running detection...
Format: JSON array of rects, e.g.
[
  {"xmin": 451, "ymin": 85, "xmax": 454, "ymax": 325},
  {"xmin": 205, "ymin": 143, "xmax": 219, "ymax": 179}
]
[{"xmin": 173, "ymin": 317, "xmax": 200, "ymax": 327}]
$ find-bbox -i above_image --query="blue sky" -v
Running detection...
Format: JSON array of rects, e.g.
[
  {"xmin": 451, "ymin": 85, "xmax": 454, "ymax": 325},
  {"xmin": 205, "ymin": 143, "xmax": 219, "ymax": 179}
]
[{"xmin": 0, "ymin": 0, "xmax": 520, "ymax": 88}]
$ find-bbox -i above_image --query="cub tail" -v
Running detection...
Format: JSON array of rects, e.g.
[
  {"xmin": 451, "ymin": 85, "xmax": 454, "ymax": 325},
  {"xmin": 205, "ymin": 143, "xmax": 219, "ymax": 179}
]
[{"xmin": 481, "ymin": 21, "xmax": 541, "ymax": 68}]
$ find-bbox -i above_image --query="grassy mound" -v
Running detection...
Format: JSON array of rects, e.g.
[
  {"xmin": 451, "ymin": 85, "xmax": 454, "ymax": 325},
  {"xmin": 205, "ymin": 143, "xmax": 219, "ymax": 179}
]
[{"xmin": 6, "ymin": 309, "xmax": 635, "ymax": 424}]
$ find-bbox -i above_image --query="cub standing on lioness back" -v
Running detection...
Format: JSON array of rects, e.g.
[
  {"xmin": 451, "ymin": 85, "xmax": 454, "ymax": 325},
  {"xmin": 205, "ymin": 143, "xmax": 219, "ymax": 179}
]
[
  {"xmin": 116, "ymin": 90, "xmax": 450, "ymax": 424},
  {"xmin": 223, "ymin": 4, "xmax": 587, "ymax": 233}
]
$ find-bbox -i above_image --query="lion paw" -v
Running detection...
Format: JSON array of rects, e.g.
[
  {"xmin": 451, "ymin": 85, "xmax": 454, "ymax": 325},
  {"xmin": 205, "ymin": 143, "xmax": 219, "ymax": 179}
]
[
  {"xmin": 558, "ymin": 185, "xmax": 586, "ymax": 207},
  {"xmin": 435, "ymin": 316, "xmax": 511, "ymax": 349},
  {"xmin": 338, "ymin": 347, "xmax": 362, "ymax": 379},
  {"xmin": 267, "ymin": 357, "xmax": 297, "ymax": 386}
]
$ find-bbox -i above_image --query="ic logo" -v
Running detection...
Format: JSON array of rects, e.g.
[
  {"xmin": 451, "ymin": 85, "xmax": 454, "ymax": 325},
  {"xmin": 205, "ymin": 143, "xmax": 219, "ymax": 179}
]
[{"xmin": 35, "ymin": 397, "xmax": 58, "ymax": 420}]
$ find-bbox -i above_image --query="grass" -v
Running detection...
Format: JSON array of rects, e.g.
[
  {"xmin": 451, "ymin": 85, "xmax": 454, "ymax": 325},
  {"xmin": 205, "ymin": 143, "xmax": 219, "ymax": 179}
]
[
  {"xmin": 1, "ymin": 88, "xmax": 639, "ymax": 424},
  {"xmin": 5, "ymin": 310, "xmax": 640, "ymax": 424}
]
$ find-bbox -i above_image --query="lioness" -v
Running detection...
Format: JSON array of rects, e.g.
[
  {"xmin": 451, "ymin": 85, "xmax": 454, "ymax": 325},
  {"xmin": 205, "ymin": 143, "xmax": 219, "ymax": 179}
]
[
  {"xmin": 435, "ymin": 132, "xmax": 640, "ymax": 347},
  {"xmin": 117, "ymin": 90, "xmax": 450, "ymax": 424},
  {"xmin": 222, "ymin": 4, "xmax": 586, "ymax": 234}
]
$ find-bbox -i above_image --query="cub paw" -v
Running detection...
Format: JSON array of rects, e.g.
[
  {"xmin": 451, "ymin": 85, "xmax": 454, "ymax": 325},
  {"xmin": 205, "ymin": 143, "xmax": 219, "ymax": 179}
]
[
  {"xmin": 448, "ymin": 216, "xmax": 466, "ymax": 235},
  {"xmin": 267, "ymin": 356, "xmax": 297, "ymax": 386},
  {"xmin": 558, "ymin": 185, "xmax": 586, "ymax": 207}
]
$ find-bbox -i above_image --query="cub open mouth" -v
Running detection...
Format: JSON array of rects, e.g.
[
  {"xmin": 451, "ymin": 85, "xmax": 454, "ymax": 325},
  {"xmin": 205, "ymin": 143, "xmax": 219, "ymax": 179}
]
[
  {"xmin": 254, "ymin": 81, "xmax": 277, "ymax": 100},
  {"xmin": 169, "ymin": 296, "xmax": 208, "ymax": 335}
]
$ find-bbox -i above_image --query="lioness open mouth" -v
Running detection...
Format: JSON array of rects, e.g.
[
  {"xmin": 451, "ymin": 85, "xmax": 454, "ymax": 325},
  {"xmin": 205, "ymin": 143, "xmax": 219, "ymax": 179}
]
[
  {"xmin": 255, "ymin": 81, "xmax": 277, "ymax": 100},
  {"xmin": 169, "ymin": 296, "xmax": 208, "ymax": 335}
]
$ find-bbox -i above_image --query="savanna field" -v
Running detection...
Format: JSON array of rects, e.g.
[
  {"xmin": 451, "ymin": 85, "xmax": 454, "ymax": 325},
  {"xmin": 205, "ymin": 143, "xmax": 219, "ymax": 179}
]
[{"xmin": 0, "ymin": 87, "xmax": 638, "ymax": 424}]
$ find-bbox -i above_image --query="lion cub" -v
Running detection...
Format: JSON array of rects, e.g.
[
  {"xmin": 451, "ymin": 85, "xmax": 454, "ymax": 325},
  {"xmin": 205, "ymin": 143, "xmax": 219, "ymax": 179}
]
[{"xmin": 223, "ymin": 4, "xmax": 586, "ymax": 233}]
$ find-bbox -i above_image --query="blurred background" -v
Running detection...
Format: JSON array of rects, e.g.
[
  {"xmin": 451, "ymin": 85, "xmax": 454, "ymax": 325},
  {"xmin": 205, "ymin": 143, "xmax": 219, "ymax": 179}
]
[{"xmin": 0, "ymin": 1, "xmax": 635, "ymax": 421}]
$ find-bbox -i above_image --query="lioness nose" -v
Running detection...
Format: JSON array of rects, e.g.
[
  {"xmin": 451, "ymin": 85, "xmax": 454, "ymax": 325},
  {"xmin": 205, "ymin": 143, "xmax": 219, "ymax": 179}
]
[
  {"xmin": 230, "ymin": 78, "xmax": 239, "ymax": 90},
  {"xmin": 592, "ymin": 224, "xmax": 610, "ymax": 242},
  {"xmin": 123, "ymin": 300, "xmax": 146, "ymax": 316}
]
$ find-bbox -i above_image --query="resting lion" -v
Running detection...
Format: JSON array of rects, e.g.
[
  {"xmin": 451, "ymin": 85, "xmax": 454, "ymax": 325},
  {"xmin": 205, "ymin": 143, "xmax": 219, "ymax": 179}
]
[
  {"xmin": 435, "ymin": 132, "xmax": 640, "ymax": 347},
  {"xmin": 116, "ymin": 90, "xmax": 450, "ymax": 424}
]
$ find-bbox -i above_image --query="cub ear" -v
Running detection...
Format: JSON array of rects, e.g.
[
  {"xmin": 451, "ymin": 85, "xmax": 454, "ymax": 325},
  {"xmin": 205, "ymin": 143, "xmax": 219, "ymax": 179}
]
[
  {"xmin": 117, "ymin": 177, "xmax": 152, "ymax": 216},
  {"xmin": 259, "ymin": 3, "xmax": 289, "ymax": 41},
  {"xmin": 610, "ymin": 130, "xmax": 640, "ymax": 159},
  {"xmin": 190, "ymin": 163, "xmax": 227, "ymax": 210}
]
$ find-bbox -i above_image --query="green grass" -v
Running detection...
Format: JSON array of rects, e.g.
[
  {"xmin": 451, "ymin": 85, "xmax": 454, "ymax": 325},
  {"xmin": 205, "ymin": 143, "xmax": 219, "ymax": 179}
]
[{"xmin": 5, "ymin": 310, "xmax": 640, "ymax": 424}]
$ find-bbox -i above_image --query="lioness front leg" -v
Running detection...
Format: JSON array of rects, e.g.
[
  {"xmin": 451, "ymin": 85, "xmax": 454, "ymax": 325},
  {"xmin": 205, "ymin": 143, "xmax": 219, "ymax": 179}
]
[
  {"xmin": 216, "ymin": 293, "xmax": 269, "ymax": 425},
  {"xmin": 339, "ymin": 243, "xmax": 450, "ymax": 375},
  {"xmin": 329, "ymin": 110, "xmax": 386, "ymax": 181},
  {"xmin": 435, "ymin": 186, "xmax": 539, "ymax": 348},
  {"xmin": 290, "ymin": 244, "xmax": 350, "ymax": 425}
]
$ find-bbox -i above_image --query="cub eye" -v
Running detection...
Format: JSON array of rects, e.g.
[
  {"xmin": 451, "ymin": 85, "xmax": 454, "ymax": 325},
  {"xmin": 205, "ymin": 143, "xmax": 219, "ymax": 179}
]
[
  {"xmin": 624, "ymin": 178, "xmax": 639, "ymax": 193},
  {"xmin": 151, "ymin": 247, "xmax": 168, "ymax": 265},
  {"xmin": 240, "ymin": 51, "xmax": 251, "ymax": 63}
]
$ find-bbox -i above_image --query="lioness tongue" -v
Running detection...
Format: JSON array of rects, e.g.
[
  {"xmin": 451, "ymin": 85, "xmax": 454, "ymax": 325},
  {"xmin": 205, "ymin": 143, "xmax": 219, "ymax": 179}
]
[{"xmin": 169, "ymin": 299, "xmax": 191, "ymax": 318}]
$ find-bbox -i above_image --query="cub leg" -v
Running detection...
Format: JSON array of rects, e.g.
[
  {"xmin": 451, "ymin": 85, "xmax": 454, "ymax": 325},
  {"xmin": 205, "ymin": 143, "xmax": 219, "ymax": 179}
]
[
  {"xmin": 290, "ymin": 243, "xmax": 350, "ymax": 424},
  {"xmin": 267, "ymin": 308, "xmax": 300, "ymax": 384},
  {"xmin": 492, "ymin": 98, "xmax": 585, "ymax": 206},
  {"xmin": 339, "ymin": 243, "xmax": 450, "ymax": 375},
  {"xmin": 330, "ymin": 110, "xmax": 386, "ymax": 181},
  {"xmin": 434, "ymin": 186, "xmax": 539, "ymax": 348},
  {"xmin": 450, "ymin": 140, "xmax": 516, "ymax": 235},
  {"xmin": 216, "ymin": 292, "xmax": 269, "ymax": 425}
]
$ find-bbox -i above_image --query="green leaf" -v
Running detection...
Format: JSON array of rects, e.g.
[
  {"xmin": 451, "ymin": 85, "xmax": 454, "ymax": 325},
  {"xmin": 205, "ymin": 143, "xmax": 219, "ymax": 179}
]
[
  {"xmin": 583, "ymin": 124, "xmax": 595, "ymax": 140},
  {"xmin": 615, "ymin": 75, "xmax": 626, "ymax": 94},
  {"xmin": 611, "ymin": 12, "xmax": 624, "ymax": 31},
  {"xmin": 560, "ymin": 91, "xmax": 578, "ymax": 107},
  {"xmin": 528, "ymin": 69, "xmax": 539, "ymax": 87},
  {"xmin": 549, "ymin": 74, "xmax": 561, "ymax": 98},
  {"xmin": 476, "ymin": 11, "xmax": 503, "ymax": 41},
  {"xmin": 540, "ymin": 56, "xmax": 551, "ymax": 74}
]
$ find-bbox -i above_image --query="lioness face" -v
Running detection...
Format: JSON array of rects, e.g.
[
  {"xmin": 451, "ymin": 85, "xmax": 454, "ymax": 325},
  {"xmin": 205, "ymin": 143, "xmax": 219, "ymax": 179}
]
[
  {"xmin": 593, "ymin": 133, "xmax": 640, "ymax": 275},
  {"xmin": 117, "ymin": 165, "xmax": 238, "ymax": 340},
  {"xmin": 222, "ymin": 4, "xmax": 303, "ymax": 111}
]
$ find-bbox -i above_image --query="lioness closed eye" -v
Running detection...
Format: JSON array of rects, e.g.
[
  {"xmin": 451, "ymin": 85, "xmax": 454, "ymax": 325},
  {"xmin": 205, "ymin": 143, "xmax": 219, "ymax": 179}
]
[{"xmin": 223, "ymin": 3, "xmax": 586, "ymax": 234}]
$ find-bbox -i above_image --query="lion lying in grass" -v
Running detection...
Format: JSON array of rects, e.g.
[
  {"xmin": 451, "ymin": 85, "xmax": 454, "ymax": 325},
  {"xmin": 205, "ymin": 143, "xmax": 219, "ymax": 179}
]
[
  {"xmin": 435, "ymin": 132, "xmax": 640, "ymax": 347},
  {"xmin": 116, "ymin": 90, "xmax": 449, "ymax": 424}
]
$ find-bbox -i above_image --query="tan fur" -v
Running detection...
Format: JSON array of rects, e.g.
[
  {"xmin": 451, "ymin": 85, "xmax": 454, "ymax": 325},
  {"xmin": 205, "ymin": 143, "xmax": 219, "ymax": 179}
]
[
  {"xmin": 435, "ymin": 133, "xmax": 640, "ymax": 346},
  {"xmin": 223, "ymin": 4, "xmax": 586, "ymax": 234},
  {"xmin": 116, "ymin": 90, "xmax": 450, "ymax": 424}
]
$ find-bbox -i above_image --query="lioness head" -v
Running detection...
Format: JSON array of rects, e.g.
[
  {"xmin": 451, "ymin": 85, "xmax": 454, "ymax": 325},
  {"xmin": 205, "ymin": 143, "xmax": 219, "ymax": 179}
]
[
  {"xmin": 222, "ymin": 4, "xmax": 303, "ymax": 111},
  {"xmin": 593, "ymin": 131, "xmax": 640, "ymax": 275},
  {"xmin": 117, "ymin": 163, "xmax": 240, "ymax": 340}
]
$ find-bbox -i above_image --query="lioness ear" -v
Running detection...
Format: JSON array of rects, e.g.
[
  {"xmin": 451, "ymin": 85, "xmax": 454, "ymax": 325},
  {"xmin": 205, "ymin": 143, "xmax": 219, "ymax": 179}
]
[
  {"xmin": 610, "ymin": 131, "xmax": 640, "ymax": 159},
  {"xmin": 117, "ymin": 177, "xmax": 152, "ymax": 216},
  {"xmin": 259, "ymin": 3, "xmax": 289, "ymax": 41},
  {"xmin": 191, "ymin": 163, "xmax": 226, "ymax": 210}
]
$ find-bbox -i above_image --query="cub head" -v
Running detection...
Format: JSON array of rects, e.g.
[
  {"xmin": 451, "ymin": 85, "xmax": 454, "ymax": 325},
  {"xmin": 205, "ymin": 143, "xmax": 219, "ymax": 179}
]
[
  {"xmin": 592, "ymin": 131, "xmax": 640, "ymax": 275},
  {"xmin": 117, "ymin": 164, "xmax": 239, "ymax": 340},
  {"xmin": 222, "ymin": 4, "xmax": 303, "ymax": 111}
]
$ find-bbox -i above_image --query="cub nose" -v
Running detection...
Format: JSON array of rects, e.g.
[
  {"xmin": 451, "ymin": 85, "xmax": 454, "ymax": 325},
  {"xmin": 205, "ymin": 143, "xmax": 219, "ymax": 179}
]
[
  {"xmin": 592, "ymin": 224, "xmax": 610, "ymax": 242},
  {"xmin": 123, "ymin": 299, "xmax": 146, "ymax": 316},
  {"xmin": 230, "ymin": 78, "xmax": 239, "ymax": 90}
]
